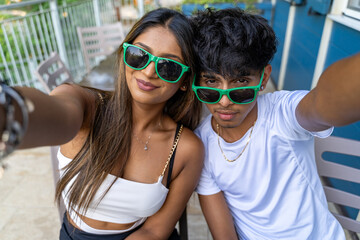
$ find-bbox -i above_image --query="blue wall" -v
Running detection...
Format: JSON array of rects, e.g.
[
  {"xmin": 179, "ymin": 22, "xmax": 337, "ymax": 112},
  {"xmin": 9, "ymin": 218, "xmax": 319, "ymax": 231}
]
[
  {"xmin": 283, "ymin": 5, "xmax": 325, "ymax": 90},
  {"xmin": 271, "ymin": 0, "xmax": 290, "ymax": 86}
]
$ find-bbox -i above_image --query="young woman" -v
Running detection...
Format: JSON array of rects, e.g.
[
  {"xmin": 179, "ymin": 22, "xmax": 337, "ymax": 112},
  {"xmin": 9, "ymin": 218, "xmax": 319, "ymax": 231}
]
[{"xmin": 0, "ymin": 8, "xmax": 204, "ymax": 240}]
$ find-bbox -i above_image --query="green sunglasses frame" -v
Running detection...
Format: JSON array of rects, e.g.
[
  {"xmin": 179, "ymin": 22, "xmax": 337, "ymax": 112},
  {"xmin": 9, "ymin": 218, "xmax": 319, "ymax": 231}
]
[
  {"xmin": 192, "ymin": 69, "xmax": 265, "ymax": 104},
  {"xmin": 123, "ymin": 42, "xmax": 190, "ymax": 83}
]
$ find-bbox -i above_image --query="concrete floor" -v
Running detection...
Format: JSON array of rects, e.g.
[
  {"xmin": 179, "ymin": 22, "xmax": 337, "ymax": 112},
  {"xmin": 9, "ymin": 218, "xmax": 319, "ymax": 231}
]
[{"xmin": 0, "ymin": 147, "xmax": 61, "ymax": 240}]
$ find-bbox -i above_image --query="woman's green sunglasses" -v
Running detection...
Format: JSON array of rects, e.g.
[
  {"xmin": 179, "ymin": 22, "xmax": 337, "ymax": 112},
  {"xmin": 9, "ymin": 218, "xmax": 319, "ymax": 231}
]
[
  {"xmin": 192, "ymin": 69, "xmax": 264, "ymax": 104},
  {"xmin": 123, "ymin": 42, "xmax": 190, "ymax": 83}
]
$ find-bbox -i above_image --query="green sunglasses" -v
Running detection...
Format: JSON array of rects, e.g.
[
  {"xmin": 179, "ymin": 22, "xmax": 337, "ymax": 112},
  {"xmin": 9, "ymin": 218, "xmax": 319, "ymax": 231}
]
[
  {"xmin": 192, "ymin": 69, "xmax": 264, "ymax": 104},
  {"xmin": 123, "ymin": 42, "xmax": 190, "ymax": 83}
]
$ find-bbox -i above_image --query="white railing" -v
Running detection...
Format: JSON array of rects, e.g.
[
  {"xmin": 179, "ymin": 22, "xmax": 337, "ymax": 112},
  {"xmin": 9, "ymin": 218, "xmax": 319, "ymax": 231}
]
[{"xmin": 0, "ymin": 0, "xmax": 144, "ymax": 88}]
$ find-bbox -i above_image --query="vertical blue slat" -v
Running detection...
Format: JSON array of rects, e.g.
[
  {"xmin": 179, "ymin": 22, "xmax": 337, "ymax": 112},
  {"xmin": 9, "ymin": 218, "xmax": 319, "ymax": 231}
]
[
  {"xmin": 271, "ymin": 0, "xmax": 290, "ymax": 87},
  {"xmin": 283, "ymin": 4, "xmax": 325, "ymax": 90}
]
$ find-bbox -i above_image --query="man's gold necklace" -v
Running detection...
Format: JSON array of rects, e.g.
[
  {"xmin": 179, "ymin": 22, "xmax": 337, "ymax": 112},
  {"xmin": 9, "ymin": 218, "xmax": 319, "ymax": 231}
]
[{"xmin": 216, "ymin": 120, "xmax": 256, "ymax": 162}]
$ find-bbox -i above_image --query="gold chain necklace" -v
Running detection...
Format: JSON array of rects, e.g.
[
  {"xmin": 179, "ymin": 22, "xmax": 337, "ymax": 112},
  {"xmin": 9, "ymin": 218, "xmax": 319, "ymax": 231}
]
[
  {"xmin": 133, "ymin": 119, "xmax": 161, "ymax": 151},
  {"xmin": 216, "ymin": 120, "xmax": 256, "ymax": 162},
  {"xmin": 133, "ymin": 133, "xmax": 152, "ymax": 151}
]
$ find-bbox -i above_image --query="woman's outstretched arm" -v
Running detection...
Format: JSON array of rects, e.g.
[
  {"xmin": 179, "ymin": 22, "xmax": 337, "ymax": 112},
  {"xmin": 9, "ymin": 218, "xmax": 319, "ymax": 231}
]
[{"xmin": 1, "ymin": 84, "xmax": 93, "ymax": 150}]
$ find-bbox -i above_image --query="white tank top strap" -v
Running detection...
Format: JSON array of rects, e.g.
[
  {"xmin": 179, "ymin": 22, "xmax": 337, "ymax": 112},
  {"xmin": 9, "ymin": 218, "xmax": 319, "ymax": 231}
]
[{"xmin": 161, "ymin": 124, "xmax": 183, "ymax": 177}]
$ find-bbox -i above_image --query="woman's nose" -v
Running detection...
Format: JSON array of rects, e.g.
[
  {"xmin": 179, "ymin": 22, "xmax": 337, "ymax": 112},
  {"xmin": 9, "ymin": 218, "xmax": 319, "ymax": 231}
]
[{"xmin": 141, "ymin": 61, "xmax": 157, "ymax": 78}]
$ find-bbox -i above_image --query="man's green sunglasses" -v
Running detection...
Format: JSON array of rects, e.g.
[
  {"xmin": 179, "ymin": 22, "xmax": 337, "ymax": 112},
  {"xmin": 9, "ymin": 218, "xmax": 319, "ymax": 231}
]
[
  {"xmin": 192, "ymin": 69, "xmax": 264, "ymax": 104},
  {"xmin": 123, "ymin": 42, "xmax": 190, "ymax": 83}
]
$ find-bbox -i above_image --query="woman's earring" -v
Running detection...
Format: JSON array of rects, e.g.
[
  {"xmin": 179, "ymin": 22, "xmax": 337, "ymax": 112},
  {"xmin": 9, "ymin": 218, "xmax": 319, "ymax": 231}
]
[
  {"xmin": 261, "ymin": 86, "xmax": 264, "ymax": 90},
  {"xmin": 180, "ymin": 85, "xmax": 187, "ymax": 91}
]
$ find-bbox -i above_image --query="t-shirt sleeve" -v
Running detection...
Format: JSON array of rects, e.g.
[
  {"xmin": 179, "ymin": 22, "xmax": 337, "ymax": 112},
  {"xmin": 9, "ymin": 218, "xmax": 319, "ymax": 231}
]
[
  {"xmin": 195, "ymin": 157, "xmax": 221, "ymax": 195},
  {"xmin": 268, "ymin": 90, "xmax": 333, "ymax": 140}
]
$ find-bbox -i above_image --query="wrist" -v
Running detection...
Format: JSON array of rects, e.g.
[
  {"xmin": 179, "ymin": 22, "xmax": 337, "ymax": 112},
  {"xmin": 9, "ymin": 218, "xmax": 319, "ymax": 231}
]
[{"xmin": 0, "ymin": 83, "xmax": 30, "ymax": 159}]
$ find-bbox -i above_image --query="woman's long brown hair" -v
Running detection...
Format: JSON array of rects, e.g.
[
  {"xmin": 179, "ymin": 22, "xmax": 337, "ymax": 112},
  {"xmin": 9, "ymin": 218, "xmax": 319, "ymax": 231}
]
[{"xmin": 55, "ymin": 8, "xmax": 202, "ymax": 214}]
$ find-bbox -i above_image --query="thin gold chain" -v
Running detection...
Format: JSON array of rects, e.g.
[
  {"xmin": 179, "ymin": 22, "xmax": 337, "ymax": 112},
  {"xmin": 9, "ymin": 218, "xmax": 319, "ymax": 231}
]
[
  {"xmin": 133, "ymin": 133, "xmax": 152, "ymax": 151},
  {"xmin": 133, "ymin": 120, "xmax": 161, "ymax": 151},
  {"xmin": 217, "ymin": 121, "xmax": 256, "ymax": 162},
  {"xmin": 161, "ymin": 125, "xmax": 183, "ymax": 176}
]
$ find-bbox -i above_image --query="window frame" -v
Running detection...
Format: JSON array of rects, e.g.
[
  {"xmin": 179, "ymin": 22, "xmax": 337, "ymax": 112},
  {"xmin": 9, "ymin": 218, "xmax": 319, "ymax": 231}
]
[{"xmin": 343, "ymin": 0, "xmax": 360, "ymax": 20}]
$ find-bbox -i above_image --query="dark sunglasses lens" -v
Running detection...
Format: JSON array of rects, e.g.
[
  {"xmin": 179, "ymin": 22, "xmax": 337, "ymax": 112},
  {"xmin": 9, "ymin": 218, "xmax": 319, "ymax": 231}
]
[
  {"xmin": 157, "ymin": 60, "xmax": 183, "ymax": 82},
  {"xmin": 229, "ymin": 89, "xmax": 255, "ymax": 103},
  {"xmin": 196, "ymin": 89, "xmax": 220, "ymax": 103},
  {"xmin": 125, "ymin": 46, "xmax": 149, "ymax": 69}
]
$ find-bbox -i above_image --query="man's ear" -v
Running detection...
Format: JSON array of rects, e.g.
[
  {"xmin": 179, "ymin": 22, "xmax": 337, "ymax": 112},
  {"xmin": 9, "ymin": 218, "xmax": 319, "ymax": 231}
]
[{"xmin": 260, "ymin": 64, "xmax": 272, "ymax": 91}]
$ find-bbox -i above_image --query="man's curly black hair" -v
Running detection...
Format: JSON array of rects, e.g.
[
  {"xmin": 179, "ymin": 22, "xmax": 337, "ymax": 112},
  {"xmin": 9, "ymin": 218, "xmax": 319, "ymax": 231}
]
[{"xmin": 191, "ymin": 8, "xmax": 278, "ymax": 79}]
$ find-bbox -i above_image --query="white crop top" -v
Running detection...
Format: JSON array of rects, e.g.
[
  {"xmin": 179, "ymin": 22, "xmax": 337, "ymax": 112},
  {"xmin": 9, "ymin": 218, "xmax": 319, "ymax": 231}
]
[{"xmin": 57, "ymin": 124, "xmax": 183, "ymax": 234}]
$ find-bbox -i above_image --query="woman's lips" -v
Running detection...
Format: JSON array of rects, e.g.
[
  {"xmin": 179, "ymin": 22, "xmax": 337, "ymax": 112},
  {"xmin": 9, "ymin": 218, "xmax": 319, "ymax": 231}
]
[{"xmin": 136, "ymin": 78, "xmax": 158, "ymax": 91}]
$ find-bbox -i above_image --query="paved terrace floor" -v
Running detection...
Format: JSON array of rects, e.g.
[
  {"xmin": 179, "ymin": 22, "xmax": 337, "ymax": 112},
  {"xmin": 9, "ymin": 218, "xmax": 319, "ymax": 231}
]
[{"xmin": 0, "ymin": 56, "xmax": 277, "ymax": 240}]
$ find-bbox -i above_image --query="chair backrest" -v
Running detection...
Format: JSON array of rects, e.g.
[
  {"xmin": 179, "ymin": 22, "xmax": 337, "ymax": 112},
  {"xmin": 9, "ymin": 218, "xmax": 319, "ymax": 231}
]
[
  {"xmin": 35, "ymin": 52, "xmax": 71, "ymax": 221},
  {"xmin": 77, "ymin": 22, "xmax": 125, "ymax": 72},
  {"xmin": 314, "ymin": 136, "xmax": 360, "ymax": 235},
  {"xmin": 34, "ymin": 52, "xmax": 74, "ymax": 94}
]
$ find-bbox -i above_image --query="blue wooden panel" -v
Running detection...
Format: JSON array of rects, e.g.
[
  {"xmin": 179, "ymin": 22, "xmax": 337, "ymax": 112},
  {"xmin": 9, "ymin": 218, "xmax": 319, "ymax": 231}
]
[
  {"xmin": 325, "ymin": 22, "xmax": 360, "ymax": 68},
  {"xmin": 308, "ymin": 0, "xmax": 332, "ymax": 15},
  {"xmin": 323, "ymin": 21, "xmax": 360, "ymax": 219},
  {"xmin": 293, "ymin": 0, "xmax": 305, "ymax": 4},
  {"xmin": 283, "ymin": 4, "xmax": 325, "ymax": 90},
  {"xmin": 253, "ymin": 2, "xmax": 273, "ymax": 21},
  {"xmin": 283, "ymin": 54, "xmax": 313, "ymax": 90},
  {"xmin": 271, "ymin": 0, "xmax": 291, "ymax": 87}
]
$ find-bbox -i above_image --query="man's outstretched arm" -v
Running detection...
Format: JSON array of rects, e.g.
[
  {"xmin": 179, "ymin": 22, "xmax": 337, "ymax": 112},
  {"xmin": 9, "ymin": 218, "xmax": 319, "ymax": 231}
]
[
  {"xmin": 296, "ymin": 52, "xmax": 360, "ymax": 132},
  {"xmin": 198, "ymin": 192, "xmax": 238, "ymax": 240}
]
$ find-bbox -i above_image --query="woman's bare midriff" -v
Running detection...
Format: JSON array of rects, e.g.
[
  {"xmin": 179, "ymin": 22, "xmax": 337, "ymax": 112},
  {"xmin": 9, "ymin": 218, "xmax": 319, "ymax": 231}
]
[{"xmin": 67, "ymin": 212, "xmax": 136, "ymax": 231}]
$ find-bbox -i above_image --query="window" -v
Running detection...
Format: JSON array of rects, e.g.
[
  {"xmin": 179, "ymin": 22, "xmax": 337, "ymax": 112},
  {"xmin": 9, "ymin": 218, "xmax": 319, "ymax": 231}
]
[{"xmin": 344, "ymin": 0, "xmax": 360, "ymax": 20}]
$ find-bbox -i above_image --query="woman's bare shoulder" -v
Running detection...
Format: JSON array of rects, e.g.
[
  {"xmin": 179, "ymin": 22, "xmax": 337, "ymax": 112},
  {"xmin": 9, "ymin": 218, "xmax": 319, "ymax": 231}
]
[
  {"xmin": 53, "ymin": 84, "xmax": 99, "ymax": 158},
  {"xmin": 50, "ymin": 83, "xmax": 97, "ymax": 103},
  {"xmin": 176, "ymin": 126, "xmax": 204, "ymax": 167}
]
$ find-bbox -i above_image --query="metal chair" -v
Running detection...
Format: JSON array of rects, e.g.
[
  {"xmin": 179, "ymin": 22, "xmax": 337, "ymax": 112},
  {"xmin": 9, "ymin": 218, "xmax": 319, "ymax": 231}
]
[
  {"xmin": 77, "ymin": 22, "xmax": 125, "ymax": 72},
  {"xmin": 34, "ymin": 52, "xmax": 74, "ymax": 94},
  {"xmin": 34, "ymin": 52, "xmax": 73, "ymax": 222},
  {"xmin": 315, "ymin": 136, "xmax": 360, "ymax": 239},
  {"xmin": 179, "ymin": 209, "xmax": 188, "ymax": 240}
]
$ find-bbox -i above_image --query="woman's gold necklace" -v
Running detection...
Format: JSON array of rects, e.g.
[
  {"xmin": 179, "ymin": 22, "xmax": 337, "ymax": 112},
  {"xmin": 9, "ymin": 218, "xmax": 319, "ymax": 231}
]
[
  {"xmin": 133, "ymin": 133, "xmax": 152, "ymax": 151},
  {"xmin": 216, "ymin": 120, "xmax": 256, "ymax": 162},
  {"xmin": 133, "ymin": 120, "xmax": 161, "ymax": 151}
]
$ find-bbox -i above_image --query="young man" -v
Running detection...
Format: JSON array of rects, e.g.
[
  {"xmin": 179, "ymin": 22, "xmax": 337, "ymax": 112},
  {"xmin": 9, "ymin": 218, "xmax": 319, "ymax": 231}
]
[{"xmin": 191, "ymin": 8, "xmax": 360, "ymax": 240}]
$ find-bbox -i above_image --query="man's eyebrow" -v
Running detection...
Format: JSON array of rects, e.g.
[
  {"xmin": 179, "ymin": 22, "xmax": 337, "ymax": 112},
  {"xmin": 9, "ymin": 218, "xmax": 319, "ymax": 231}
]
[{"xmin": 201, "ymin": 73, "xmax": 219, "ymax": 79}]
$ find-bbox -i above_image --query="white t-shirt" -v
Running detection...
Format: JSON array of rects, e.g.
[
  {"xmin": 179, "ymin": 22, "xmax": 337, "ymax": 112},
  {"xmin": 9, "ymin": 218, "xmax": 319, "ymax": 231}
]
[{"xmin": 195, "ymin": 90, "xmax": 345, "ymax": 240}]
